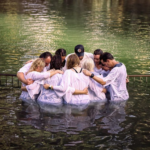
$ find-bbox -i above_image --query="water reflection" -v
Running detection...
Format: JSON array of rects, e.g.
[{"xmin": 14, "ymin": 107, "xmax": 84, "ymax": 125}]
[{"xmin": 16, "ymin": 100, "xmax": 127, "ymax": 135}]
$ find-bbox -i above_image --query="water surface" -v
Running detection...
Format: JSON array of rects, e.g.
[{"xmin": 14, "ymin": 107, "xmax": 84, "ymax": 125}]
[{"xmin": 0, "ymin": 0, "xmax": 150, "ymax": 149}]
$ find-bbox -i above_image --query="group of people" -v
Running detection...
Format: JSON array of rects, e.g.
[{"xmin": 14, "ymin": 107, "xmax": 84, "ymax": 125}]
[{"xmin": 17, "ymin": 44, "xmax": 129, "ymax": 107}]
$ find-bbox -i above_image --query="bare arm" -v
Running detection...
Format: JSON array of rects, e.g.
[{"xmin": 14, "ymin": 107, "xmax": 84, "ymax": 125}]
[
  {"xmin": 48, "ymin": 70, "xmax": 63, "ymax": 78},
  {"xmin": 17, "ymin": 72, "xmax": 34, "ymax": 85},
  {"xmin": 83, "ymin": 69, "xmax": 106, "ymax": 85},
  {"xmin": 73, "ymin": 87, "xmax": 88, "ymax": 95},
  {"xmin": 43, "ymin": 84, "xmax": 88, "ymax": 95}
]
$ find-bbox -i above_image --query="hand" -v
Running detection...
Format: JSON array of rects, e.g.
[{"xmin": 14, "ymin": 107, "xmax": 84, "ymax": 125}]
[
  {"xmin": 126, "ymin": 78, "xmax": 129, "ymax": 83},
  {"xmin": 57, "ymin": 70, "xmax": 63, "ymax": 74},
  {"xmin": 83, "ymin": 69, "xmax": 91, "ymax": 76},
  {"xmin": 43, "ymin": 84, "xmax": 50, "ymax": 89},
  {"xmin": 26, "ymin": 79, "xmax": 34, "ymax": 85},
  {"xmin": 102, "ymin": 88, "xmax": 107, "ymax": 93},
  {"xmin": 83, "ymin": 87, "xmax": 88, "ymax": 94}
]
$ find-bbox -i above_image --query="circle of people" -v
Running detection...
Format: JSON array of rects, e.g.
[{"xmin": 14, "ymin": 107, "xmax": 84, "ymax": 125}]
[{"xmin": 17, "ymin": 44, "xmax": 129, "ymax": 106}]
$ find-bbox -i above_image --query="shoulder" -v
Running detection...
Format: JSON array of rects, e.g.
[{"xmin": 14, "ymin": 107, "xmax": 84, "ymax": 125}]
[{"xmin": 84, "ymin": 52, "xmax": 93, "ymax": 59}]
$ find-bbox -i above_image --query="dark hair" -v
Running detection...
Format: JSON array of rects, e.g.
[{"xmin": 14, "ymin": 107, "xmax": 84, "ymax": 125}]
[
  {"xmin": 39, "ymin": 52, "xmax": 52, "ymax": 59},
  {"xmin": 100, "ymin": 52, "xmax": 114, "ymax": 62},
  {"xmin": 50, "ymin": 48, "xmax": 67, "ymax": 70},
  {"xmin": 67, "ymin": 54, "xmax": 80, "ymax": 69},
  {"xmin": 55, "ymin": 48, "xmax": 66, "ymax": 56},
  {"xmin": 50, "ymin": 55, "xmax": 63, "ymax": 70},
  {"xmin": 94, "ymin": 49, "xmax": 103, "ymax": 55}
]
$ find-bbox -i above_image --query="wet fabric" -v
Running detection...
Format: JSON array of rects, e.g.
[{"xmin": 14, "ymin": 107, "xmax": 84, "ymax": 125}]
[{"xmin": 103, "ymin": 63, "xmax": 129, "ymax": 101}]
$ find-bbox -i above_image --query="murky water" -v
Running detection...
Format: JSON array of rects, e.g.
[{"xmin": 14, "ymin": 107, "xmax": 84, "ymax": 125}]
[{"xmin": 0, "ymin": 0, "xmax": 150, "ymax": 149}]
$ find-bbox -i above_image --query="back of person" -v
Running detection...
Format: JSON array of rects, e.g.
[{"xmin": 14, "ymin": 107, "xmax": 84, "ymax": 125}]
[
  {"xmin": 67, "ymin": 71, "xmax": 90, "ymax": 105},
  {"xmin": 107, "ymin": 63, "xmax": 129, "ymax": 101},
  {"xmin": 37, "ymin": 73, "xmax": 63, "ymax": 106},
  {"xmin": 88, "ymin": 75, "xmax": 107, "ymax": 102}
]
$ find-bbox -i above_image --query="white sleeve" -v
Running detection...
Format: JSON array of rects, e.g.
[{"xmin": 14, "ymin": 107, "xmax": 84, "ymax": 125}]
[
  {"xmin": 18, "ymin": 63, "xmax": 32, "ymax": 73},
  {"xmin": 63, "ymin": 87, "xmax": 75, "ymax": 103},
  {"xmin": 103, "ymin": 67, "xmax": 118, "ymax": 86},
  {"xmin": 26, "ymin": 83, "xmax": 41, "ymax": 99},
  {"xmin": 53, "ymin": 70, "xmax": 70, "ymax": 97},
  {"xmin": 89, "ymin": 78, "xmax": 103, "ymax": 95},
  {"xmin": 31, "ymin": 71, "xmax": 50, "ymax": 80}
]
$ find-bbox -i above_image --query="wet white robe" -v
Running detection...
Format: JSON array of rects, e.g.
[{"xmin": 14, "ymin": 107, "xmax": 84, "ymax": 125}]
[
  {"xmin": 20, "ymin": 71, "xmax": 50, "ymax": 102},
  {"xmin": 37, "ymin": 74, "xmax": 63, "ymax": 106},
  {"xmin": 53, "ymin": 70, "xmax": 106, "ymax": 105},
  {"xmin": 103, "ymin": 63, "xmax": 129, "ymax": 101},
  {"xmin": 94, "ymin": 66, "xmax": 103, "ymax": 75}
]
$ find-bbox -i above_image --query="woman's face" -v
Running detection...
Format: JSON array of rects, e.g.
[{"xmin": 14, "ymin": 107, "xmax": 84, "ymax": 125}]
[{"xmin": 61, "ymin": 56, "xmax": 66, "ymax": 62}]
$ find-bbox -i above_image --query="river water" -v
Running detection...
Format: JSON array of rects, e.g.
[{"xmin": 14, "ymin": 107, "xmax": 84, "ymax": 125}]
[{"xmin": 0, "ymin": 0, "xmax": 150, "ymax": 149}]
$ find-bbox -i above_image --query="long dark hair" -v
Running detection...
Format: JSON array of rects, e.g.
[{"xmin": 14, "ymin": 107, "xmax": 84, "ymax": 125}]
[{"xmin": 50, "ymin": 48, "xmax": 67, "ymax": 70}]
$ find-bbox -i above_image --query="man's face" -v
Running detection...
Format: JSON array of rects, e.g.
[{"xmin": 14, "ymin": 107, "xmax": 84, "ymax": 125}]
[
  {"xmin": 94, "ymin": 55, "xmax": 100, "ymax": 65},
  {"xmin": 44, "ymin": 56, "xmax": 51, "ymax": 66},
  {"xmin": 78, "ymin": 56, "xmax": 84, "ymax": 61},
  {"xmin": 101, "ymin": 59, "xmax": 112, "ymax": 68}
]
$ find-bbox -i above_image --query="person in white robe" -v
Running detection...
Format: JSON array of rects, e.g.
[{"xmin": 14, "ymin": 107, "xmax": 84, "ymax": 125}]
[
  {"xmin": 83, "ymin": 52, "xmax": 129, "ymax": 101},
  {"xmin": 82, "ymin": 58, "xmax": 107, "ymax": 102},
  {"xmin": 20, "ymin": 58, "xmax": 63, "ymax": 103},
  {"xmin": 44, "ymin": 54, "xmax": 106, "ymax": 106},
  {"xmin": 37, "ymin": 73, "xmax": 63, "ymax": 106},
  {"xmin": 62, "ymin": 44, "xmax": 93, "ymax": 71},
  {"xmin": 17, "ymin": 52, "xmax": 52, "ymax": 85}
]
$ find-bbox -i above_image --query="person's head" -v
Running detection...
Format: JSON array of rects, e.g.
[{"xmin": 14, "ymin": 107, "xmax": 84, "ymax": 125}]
[
  {"xmin": 100, "ymin": 52, "xmax": 114, "ymax": 68},
  {"xmin": 74, "ymin": 44, "xmax": 84, "ymax": 60},
  {"xmin": 82, "ymin": 58, "xmax": 94, "ymax": 71},
  {"xmin": 29, "ymin": 58, "xmax": 45, "ymax": 73},
  {"xmin": 67, "ymin": 54, "xmax": 80, "ymax": 69},
  {"xmin": 100, "ymin": 62, "xmax": 110, "ymax": 71},
  {"xmin": 39, "ymin": 52, "xmax": 52, "ymax": 67},
  {"xmin": 55, "ymin": 48, "xmax": 67, "ymax": 63},
  {"xmin": 93, "ymin": 49, "xmax": 103, "ymax": 65},
  {"xmin": 50, "ymin": 55, "xmax": 64, "ymax": 70},
  {"xmin": 50, "ymin": 48, "xmax": 67, "ymax": 70}
]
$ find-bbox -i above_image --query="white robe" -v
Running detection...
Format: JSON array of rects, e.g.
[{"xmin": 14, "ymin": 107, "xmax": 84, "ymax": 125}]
[
  {"xmin": 37, "ymin": 74, "xmax": 63, "ymax": 106},
  {"xmin": 53, "ymin": 70, "xmax": 106, "ymax": 105},
  {"xmin": 103, "ymin": 63, "xmax": 129, "ymax": 101},
  {"xmin": 20, "ymin": 71, "xmax": 50, "ymax": 102},
  {"xmin": 94, "ymin": 66, "xmax": 103, "ymax": 75}
]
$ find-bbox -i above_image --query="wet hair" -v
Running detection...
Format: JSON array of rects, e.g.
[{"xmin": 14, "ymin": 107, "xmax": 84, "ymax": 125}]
[
  {"xmin": 55, "ymin": 48, "xmax": 66, "ymax": 56},
  {"xmin": 50, "ymin": 55, "xmax": 63, "ymax": 70},
  {"xmin": 39, "ymin": 52, "xmax": 52, "ymax": 59},
  {"xmin": 50, "ymin": 48, "xmax": 67, "ymax": 70},
  {"xmin": 82, "ymin": 58, "xmax": 94, "ymax": 71},
  {"xmin": 94, "ymin": 49, "xmax": 103, "ymax": 55},
  {"xmin": 67, "ymin": 54, "xmax": 80, "ymax": 69},
  {"xmin": 28, "ymin": 58, "xmax": 45, "ymax": 73},
  {"xmin": 100, "ymin": 52, "xmax": 114, "ymax": 62}
]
